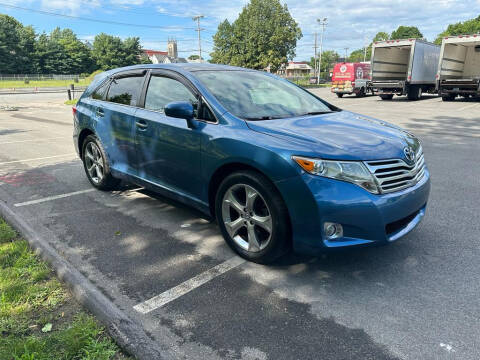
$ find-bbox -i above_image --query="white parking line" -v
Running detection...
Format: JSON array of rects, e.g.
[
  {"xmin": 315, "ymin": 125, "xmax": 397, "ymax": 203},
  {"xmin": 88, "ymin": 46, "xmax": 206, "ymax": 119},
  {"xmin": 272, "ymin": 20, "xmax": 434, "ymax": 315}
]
[
  {"xmin": 14, "ymin": 189, "xmax": 95, "ymax": 207},
  {"xmin": 133, "ymin": 256, "xmax": 246, "ymax": 314},
  {"xmin": 0, "ymin": 154, "xmax": 75, "ymax": 165}
]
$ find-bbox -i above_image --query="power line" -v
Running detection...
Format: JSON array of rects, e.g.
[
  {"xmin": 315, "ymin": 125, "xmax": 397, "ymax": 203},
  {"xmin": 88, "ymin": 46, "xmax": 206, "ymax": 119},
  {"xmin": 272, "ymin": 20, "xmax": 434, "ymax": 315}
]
[{"xmin": 0, "ymin": 2, "xmax": 197, "ymax": 30}]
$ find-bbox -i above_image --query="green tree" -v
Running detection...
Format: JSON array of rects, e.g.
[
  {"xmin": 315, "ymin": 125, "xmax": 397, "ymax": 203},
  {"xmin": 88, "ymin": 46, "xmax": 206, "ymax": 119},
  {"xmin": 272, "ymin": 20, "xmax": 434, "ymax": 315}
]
[
  {"xmin": 347, "ymin": 32, "xmax": 389, "ymax": 62},
  {"xmin": 0, "ymin": 14, "xmax": 36, "ymax": 74},
  {"xmin": 33, "ymin": 28, "xmax": 94, "ymax": 74},
  {"xmin": 210, "ymin": 20, "xmax": 234, "ymax": 64},
  {"xmin": 309, "ymin": 50, "xmax": 340, "ymax": 72},
  {"xmin": 210, "ymin": 0, "xmax": 302, "ymax": 72},
  {"xmin": 188, "ymin": 54, "xmax": 201, "ymax": 60},
  {"xmin": 434, "ymin": 15, "xmax": 480, "ymax": 44},
  {"xmin": 373, "ymin": 32, "xmax": 390, "ymax": 42},
  {"xmin": 92, "ymin": 33, "xmax": 149, "ymax": 70},
  {"xmin": 390, "ymin": 26, "xmax": 423, "ymax": 40}
]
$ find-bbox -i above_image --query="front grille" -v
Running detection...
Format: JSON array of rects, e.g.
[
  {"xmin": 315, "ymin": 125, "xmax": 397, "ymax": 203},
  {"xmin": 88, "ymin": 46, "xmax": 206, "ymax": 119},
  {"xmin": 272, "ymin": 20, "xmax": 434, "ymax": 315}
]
[{"xmin": 365, "ymin": 149, "xmax": 425, "ymax": 194}]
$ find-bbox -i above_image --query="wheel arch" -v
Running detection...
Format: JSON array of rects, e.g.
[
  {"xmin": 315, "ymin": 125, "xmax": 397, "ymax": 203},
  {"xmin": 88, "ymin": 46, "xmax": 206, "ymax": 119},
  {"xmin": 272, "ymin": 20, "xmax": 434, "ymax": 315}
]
[
  {"xmin": 78, "ymin": 128, "xmax": 95, "ymax": 158},
  {"xmin": 207, "ymin": 162, "xmax": 288, "ymax": 220}
]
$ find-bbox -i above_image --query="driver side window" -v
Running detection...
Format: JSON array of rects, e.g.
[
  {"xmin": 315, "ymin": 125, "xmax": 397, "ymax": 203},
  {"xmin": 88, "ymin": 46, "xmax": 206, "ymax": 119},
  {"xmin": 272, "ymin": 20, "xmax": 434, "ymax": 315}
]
[
  {"xmin": 144, "ymin": 75, "xmax": 216, "ymax": 122},
  {"xmin": 145, "ymin": 76, "xmax": 197, "ymax": 113}
]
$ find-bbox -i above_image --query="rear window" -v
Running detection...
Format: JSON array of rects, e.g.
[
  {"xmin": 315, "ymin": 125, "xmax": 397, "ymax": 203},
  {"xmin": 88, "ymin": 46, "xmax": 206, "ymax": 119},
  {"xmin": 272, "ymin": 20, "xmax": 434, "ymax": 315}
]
[
  {"xmin": 106, "ymin": 76, "xmax": 145, "ymax": 106},
  {"xmin": 91, "ymin": 80, "xmax": 109, "ymax": 100}
]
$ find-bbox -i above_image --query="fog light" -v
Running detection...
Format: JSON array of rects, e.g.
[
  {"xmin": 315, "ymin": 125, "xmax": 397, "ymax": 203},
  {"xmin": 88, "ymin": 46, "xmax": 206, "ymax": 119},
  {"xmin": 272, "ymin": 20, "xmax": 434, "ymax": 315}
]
[{"xmin": 324, "ymin": 222, "xmax": 343, "ymax": 240}]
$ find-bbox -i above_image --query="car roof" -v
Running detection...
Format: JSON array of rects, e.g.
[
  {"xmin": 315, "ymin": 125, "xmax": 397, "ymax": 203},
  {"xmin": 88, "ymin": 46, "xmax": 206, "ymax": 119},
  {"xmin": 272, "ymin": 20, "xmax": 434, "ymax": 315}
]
[{"xmin": 107, "ymin": 63, "xmax": 251, "ymax": 76}]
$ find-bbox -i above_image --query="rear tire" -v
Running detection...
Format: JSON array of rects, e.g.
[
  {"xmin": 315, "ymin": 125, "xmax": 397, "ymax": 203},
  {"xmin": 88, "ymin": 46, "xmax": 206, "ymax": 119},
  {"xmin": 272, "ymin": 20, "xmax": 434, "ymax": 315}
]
[
  {"xmin": 442, "ymin": 94, "xmax": 455, "ymax": 101},
  {"xmin": 379, "ymin": 94, "xmax": 394, "ymax": 100},
  {"xmin": 215, "ymin": 170, "xmax": 290, "ymax": 264},
  {"xmin": 336, "ymin": 93, "xmax": 344, "ymax": 98},
  {"xmin": 355, "ymin": 88, "xmax": 365, "ymax": 97},
  {"xmin": 407, "ymin": 85, "xmax": 422, "ymax": 101},
  {"xmin": 82, "ymin": 134, "xmax": 120, "ymax": 191}
]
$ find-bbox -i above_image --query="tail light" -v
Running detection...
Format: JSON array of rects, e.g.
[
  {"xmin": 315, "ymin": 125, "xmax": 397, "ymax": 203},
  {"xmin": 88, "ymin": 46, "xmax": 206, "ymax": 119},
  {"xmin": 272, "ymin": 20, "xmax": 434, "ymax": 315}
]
[{"xmin": 72, "ymin": 106, "xmax": 77, "ymax": 115}]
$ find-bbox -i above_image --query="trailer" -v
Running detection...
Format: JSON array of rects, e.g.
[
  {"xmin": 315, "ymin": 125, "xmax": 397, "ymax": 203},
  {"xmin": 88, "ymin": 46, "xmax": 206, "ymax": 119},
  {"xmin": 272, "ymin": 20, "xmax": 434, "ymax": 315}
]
[
  {"xmin": 371, "ymin": 39, "xmax": 440, "ymax": 100},
  {"xmin": 331, "ymin": 62, "xmax": 372, "ymax": 97},
  {"xmin": 436, "ymin": 34, "xmax": 480, "ymax": 101}
]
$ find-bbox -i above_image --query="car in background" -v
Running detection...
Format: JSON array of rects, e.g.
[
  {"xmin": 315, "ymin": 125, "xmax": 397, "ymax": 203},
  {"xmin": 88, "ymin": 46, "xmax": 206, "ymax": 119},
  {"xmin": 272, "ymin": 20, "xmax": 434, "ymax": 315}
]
[{"xmin": 73, "ymin": 64, "xmax": 430, "ymax": 263}]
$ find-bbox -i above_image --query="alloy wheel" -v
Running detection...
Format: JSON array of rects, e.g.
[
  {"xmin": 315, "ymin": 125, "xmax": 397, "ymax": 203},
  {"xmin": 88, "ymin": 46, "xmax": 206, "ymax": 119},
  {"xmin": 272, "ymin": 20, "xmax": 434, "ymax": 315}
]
[
  {"xmin": 84, "ymin": 142, "xmax": 104, "ymax": 184},
  {"xmin": 221, "ymin": 184, "xmax": 273, "ymax": 252}
]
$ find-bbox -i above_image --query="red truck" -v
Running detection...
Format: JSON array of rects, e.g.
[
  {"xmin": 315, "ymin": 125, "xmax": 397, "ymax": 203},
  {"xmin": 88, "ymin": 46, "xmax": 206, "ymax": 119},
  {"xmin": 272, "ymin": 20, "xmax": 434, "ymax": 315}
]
[{"xmin": 331, "ymin": 62, "xmax": 372, "ymax": 98}]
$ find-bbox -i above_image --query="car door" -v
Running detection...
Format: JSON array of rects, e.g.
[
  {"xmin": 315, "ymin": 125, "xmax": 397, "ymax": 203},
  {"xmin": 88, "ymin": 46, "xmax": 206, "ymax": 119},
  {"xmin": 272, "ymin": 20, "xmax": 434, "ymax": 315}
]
[
  {"xmin": 99, "ymin": 71, "xmax": 146, "ymax": 176},
  {"xmin": 134, "ymin": 70, "xmax": 207, "ymax": 201}
]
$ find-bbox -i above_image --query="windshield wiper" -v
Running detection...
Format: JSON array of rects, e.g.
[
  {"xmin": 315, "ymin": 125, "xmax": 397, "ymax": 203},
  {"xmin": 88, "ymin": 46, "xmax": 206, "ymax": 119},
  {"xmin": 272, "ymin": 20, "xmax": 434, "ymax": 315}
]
[
  {"xmin": 244, "ymin": 116, "xmax": 282, "ymax": 121},
  {"xmin": 298, "ymin": 111, "xmax": 333, "ymax": 116}
]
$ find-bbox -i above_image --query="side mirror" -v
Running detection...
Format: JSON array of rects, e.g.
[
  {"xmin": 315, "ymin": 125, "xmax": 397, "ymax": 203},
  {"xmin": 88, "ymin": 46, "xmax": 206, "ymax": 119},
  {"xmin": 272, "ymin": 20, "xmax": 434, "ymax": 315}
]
[{"xmin": 164, "ymin": 101, "xmax": 194, "ymax": 120}]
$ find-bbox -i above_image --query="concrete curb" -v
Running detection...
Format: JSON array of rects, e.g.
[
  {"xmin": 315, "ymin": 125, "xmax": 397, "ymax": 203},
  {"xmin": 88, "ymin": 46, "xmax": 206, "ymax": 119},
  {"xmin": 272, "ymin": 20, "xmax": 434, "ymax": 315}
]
[{"xmin": 0, "ymin": 199, "xmax": 165, "ymax": 360}]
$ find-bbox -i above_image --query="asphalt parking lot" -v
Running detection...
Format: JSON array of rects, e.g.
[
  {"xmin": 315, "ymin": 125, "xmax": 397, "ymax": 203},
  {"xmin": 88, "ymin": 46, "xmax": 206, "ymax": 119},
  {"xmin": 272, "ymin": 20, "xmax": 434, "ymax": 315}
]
[{"xmin": 0, "ymin": 89, "xmax": 479, "ymax": 360}]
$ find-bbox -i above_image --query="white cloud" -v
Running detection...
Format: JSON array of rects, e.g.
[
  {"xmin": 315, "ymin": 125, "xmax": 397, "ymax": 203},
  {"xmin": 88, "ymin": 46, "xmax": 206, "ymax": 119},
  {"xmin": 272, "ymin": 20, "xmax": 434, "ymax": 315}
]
[
  {"xmin": 30, "ymin": 0, "xmax": 480, "ymax": 60},
  {"xmin": 40, "ymin": 0, "xmax": 101, "ymax": 15}
]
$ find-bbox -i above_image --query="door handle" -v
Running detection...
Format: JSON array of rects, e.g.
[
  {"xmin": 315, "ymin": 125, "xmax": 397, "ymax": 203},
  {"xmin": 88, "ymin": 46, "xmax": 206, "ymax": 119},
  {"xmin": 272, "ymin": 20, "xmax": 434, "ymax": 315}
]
[
  {"xmin": 95, "ymin": 108, "xmax": 104, "ymax": 117},
  {"xmin": 136, "ymin": 120, "xmax": 148, "ymax": 130}
]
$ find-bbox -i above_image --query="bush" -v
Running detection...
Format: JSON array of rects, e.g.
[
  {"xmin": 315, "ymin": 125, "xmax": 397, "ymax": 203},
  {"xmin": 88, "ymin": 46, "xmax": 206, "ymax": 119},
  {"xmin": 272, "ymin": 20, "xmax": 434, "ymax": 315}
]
[
  {"xmin": 74, "ymin": 77, "xmax": 79, "ymax": 83},
  {"xmin": 24, "ymin": 78, "xmax": 29, "ymax": 84}
]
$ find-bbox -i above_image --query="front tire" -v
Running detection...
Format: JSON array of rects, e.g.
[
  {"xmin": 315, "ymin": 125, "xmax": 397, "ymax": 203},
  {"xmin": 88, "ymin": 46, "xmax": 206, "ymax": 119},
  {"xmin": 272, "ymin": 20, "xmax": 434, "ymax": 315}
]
[
  {"xmin": 336, "ymin": 93, "xmax": 344, "ymax": 98},
  {"xmin": 82, "ymin": 134, "xmax": 120, "ymax": 191},
  {"xmin": 215, "ymin": 171, "xmax": 290, "ymax": 264}
]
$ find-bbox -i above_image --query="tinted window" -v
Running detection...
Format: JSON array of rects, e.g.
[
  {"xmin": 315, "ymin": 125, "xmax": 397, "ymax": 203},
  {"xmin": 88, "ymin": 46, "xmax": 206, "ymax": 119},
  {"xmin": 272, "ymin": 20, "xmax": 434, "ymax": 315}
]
[
  {"xmin": 106, "ymin": 76, "xmax": 144, "ymax": 106},
  {"xmin": 91, "ymin": 80, "xmax": 109, "ymax": 100},
  {"xmin": 145, "ymin": 76, "xmax": 196, "ymax": 112}
]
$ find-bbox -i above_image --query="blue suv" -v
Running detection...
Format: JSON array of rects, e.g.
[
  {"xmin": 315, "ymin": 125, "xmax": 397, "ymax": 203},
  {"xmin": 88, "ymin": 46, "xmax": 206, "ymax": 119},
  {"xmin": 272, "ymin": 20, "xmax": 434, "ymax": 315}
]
[{"xmin": 73, "ymin": 64, "xmax": 430, "ymax": 263}]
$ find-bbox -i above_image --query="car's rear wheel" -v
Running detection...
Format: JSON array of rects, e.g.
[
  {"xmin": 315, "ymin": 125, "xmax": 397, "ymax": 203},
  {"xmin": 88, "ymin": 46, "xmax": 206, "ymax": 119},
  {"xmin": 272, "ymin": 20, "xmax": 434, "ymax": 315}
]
[
  {"xmin": 82, "ymin": 134, "xmax": 120, "ymax": 190},
  {"xmin": 215, "ymin": 171, "xmax": 290, "ymax": 263},
  {"xmin": 336, "ymin": 93, "xmax": 344, "ymax": 98},
  {"xmin": 379, "ymin": 94, "xmax": 394, "ymax": 100}
]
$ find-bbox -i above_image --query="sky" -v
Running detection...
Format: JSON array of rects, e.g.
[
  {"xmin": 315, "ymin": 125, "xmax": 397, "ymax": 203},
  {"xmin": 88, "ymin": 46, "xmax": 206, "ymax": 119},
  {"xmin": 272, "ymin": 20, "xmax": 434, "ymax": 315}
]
[{"xmin": 1, "ymin": 0, "xmax": 480, "ymax": 61}]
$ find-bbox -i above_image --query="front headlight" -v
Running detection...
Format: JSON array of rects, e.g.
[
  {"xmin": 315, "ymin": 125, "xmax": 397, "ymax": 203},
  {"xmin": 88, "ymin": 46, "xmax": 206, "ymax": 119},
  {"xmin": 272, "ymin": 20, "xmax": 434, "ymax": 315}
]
[{"xmin": 292, "ymin": 156, "xmax": 379, "ymax": 194}]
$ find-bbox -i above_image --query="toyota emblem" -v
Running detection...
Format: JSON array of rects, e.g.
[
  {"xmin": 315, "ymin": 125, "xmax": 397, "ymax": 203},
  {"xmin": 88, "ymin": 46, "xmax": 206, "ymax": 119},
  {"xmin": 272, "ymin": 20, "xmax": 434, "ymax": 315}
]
[{"xmin": 404, "ymin": 147, "xmax": 415, "ymax": 163}]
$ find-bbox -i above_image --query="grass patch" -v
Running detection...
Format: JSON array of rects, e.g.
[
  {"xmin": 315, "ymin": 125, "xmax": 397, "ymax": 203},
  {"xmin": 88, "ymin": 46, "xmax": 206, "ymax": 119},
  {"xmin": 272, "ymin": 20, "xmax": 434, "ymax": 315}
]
[
  {"xmin": 64, "ymin": 99, "xmax": 78, "ymax": 105},
  {"xmin": 0, "ymin": 218, "xmax": 130, "ymax": 360},
  {"xmin": 0, "ymin": 79, "xmax": 91, "ymax": 89}
]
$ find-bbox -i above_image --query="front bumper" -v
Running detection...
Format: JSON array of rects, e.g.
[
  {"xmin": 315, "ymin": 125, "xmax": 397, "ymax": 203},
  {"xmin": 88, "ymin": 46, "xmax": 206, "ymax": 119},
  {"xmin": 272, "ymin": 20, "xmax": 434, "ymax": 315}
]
[{"xmin": 275, "ymin": 168, "xmax": 431, "ymax": 255}]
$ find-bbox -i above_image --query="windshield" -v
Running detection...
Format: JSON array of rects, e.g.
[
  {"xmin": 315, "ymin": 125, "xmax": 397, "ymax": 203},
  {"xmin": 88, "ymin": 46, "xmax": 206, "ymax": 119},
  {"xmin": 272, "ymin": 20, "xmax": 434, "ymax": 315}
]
[{"xmin": 195, "ymin": 70, "xmax": 333, "ymax": 120}]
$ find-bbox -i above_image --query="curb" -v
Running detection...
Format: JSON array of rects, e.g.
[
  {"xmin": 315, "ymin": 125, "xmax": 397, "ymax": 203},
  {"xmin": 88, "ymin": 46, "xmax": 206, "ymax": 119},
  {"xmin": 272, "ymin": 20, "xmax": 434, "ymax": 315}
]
[{"xmin": 0, "ymin": 199, "xmax": 166, "ymax": 360}]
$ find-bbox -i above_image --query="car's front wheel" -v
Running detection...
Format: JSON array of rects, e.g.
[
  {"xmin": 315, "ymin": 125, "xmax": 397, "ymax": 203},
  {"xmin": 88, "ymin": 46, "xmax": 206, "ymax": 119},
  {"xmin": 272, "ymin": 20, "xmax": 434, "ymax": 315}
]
[
  {"xmin": 82, "ymin": 134, "xmax": 120, "ymax": 190},
  {"xmin": 215, "ymin": 171, "xmax": 290, "ymax": 263}
]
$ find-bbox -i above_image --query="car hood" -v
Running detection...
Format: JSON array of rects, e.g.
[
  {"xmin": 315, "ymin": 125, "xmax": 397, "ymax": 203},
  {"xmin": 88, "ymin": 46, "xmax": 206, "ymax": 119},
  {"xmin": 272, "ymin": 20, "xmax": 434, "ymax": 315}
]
[{"xmin": 245, "ymin": 111, "xmax": 417, "ymax": 161}]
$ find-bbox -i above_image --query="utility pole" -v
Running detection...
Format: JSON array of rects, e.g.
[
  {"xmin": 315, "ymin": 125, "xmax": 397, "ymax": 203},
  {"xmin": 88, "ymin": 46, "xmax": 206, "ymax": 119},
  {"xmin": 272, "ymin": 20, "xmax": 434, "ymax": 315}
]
[
  {"xmin": 316, "ymin": 18, "xmax": 327, "ymax": 84},
  {"xmin": 192, "ymin": 15, "xmax": 204, "ymax": 61},
  {"xmin": 363, "ymin": 36, "xmax": 368, "ymax": 62},
  {"xmin": 344, "ymin": 47, "xmax": 349, "ymax": 62},
  {"xmin": 313, "ymin": 32, "xmax": 318, "ymax": 78}
]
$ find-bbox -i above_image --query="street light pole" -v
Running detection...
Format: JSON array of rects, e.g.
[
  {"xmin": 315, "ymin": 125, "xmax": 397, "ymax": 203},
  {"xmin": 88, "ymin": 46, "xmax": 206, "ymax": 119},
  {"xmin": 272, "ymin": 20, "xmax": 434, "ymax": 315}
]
[
  {"xmin": 344, "ymin": 47, "xmax": 349, "ymax": 62},
  {"xmin": 316, "ymin": 17, "xmax": 327, "ymax": 84},
  {"xmin": 192, "ymin": 15, "xmax": 204, "ymax": 61},
  {"xmin": 313, "ymin": 32, "xmax": 318, "ymax": 78}
]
